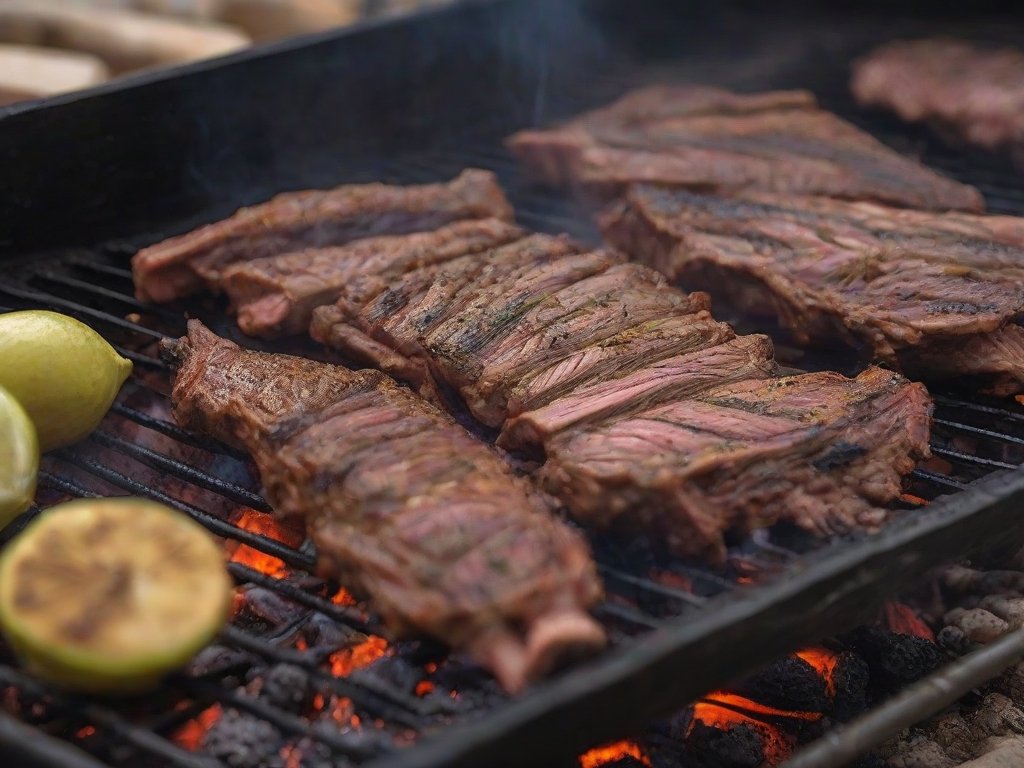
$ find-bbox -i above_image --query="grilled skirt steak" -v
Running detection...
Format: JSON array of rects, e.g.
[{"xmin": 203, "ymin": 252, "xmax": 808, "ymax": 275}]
[
  {"xmin": 506, "ymin": 85, "xmax": 982, "ymax": 212},
  {"xmin": 161, "ymin": 320, "xmax": 604, "ymax": 693},
  {"xmin": 309, "ymin": 231, "xmax": 932, "ymax": 561},
  {"xmin": 133, "ymin": 170, "xmax": 513, "ymax": 303},
  {"xmin": 221, "ymin": 218, "xmax": 526, "ymax": 338},
  {"xmin": 601, "ymin": 184, "xmax": 1024, "ymax": 394},
  {"xmin": 851, "ymin": 38, "xmax": 1024, "ymax": 159}
]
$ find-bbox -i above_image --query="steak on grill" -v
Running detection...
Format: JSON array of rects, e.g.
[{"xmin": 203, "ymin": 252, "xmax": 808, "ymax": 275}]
[
  {"xmin": 161, "ymin": 320, "xmax": 604, "ymax": 693},
  {"xmin": 310, "ymin": 229, "xmax": 932, "ymax": 561},
  {"xmin": 221, "ymin": 218, "xmax": 525, "ymax": 338},
  {"xmin": 132, "ymin": 169, "xmax": 513, "ymax": 303},
  {"xmin": 506, "ymin": 85, "xmax": 983, "ymax": 212},
  {"xmin": 600, "ymin": 184, "xmax": 1024, "ymax": 394},
  {"xmin": 851, "ymin": 38, "xmax": 1024, "ymax": 158}
]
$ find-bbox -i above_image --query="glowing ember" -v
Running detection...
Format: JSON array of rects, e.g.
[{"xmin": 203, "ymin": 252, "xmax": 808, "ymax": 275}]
[
  {"xmin": 415, "ymin": 680, "xmax": 435, "ymax": 697},
  {"xmin": 312, "ymin": 693, "xmax": 326, "ymax": 711},
  {"xmin": 75, "ymin": 725, "xmax": 96, "ymax": 739},
  {"xmin": 883, "ymin": 601, "xmax": 935, "ymax": 641},
  {"xmin": 650, "ymin": 569, "xmax": 693, "ymax": 592},
  {"xmin": 689, "ymin": 697, "xmax": 796, "ymax": 765},
  {"xmin": 899, "ymin": 493, "xmax": 928, "ymax": 506},
  {"xmin": 579, "ymin": 740, "xmax": 650, "ymax": 768},
  {"xmin": 280, "ymin": 744, "xmax": 302, "ymax": 768},
  {"xmin": 794, "ymin": 647, "xmax": 841, "ymax": 697},
  {"xmin": 1016, "ymin": 395, "xmax": 1024, "ymax": 406},
  {"xmin": 173, "ymin": 704, "xmax": 223, "ymax": 751},
  {"xmin": 700, "ymin": 693, "xmax": 821, "ymax": 722},
  {"xmin": 328, "ymin": 636, "xmax": 388, "ymax": 677},
  {"xmin": 331, "ymin": 587, "xmax": 357, "ymax": 606},
  {"xmin": 227, "ymin": 509, "xmax": 303, "ymax": 577}
]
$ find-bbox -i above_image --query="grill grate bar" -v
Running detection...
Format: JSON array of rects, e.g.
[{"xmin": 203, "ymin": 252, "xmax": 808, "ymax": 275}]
[
  {"xmin": 32, "ymin": 271, "xmax": 181, "ymax": 320},
  {"xmin": 593, "ymin": 601, "xmax": 666, "ymax": 630},
  {"xmin": 933, "ymin": 394, "xmax": 1024, "ymax": 423},
  {"xmin": 226, "ymin": 563, "xmax": 372, "ymax": 633},
  {"xmin": 933, "ymin": 417, "xmax": 1024, "ymax": 447},
  {"xmin": 0, "ymin": 284, "xmax": 167, "ymax": 340},
  {"xmin": 218, "ymin": 624, "xmax": 464, "ymax": 723},
  {"xmin": 175, "ymin": 675, "xmax": 392, "ymax": 761},
  {"xmin": 910, "ymin": 468, "xmax": 967, "ymax": 492},
  {"xmin": 87, "ymin": 430, "xmax": 273, "ymax": 513},
  {"xmin": 0, "ymin": 667, "xmax": 224, "ymax": 768},
  {"xmin": 930, "ymin": 447, "xmax": 1019, "ymax": 471},
  {"xmin": 108, "ymin": 402, "xmax": 248, "ymax": 460},
  {"xmin": 50, "ymin": 450, "xmax": 317, "ymax": 571},
  {"xmin": 598, "ymin": 565, "xmax": 706, "ymax": 607}
]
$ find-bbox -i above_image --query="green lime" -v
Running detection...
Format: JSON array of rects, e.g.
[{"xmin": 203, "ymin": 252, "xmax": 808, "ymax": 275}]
[
  {"xmin": 0, "ymin": 310, "xmax": 133, "ymax": 450},
  {"xmin": 0, "ymin": 498, "xmax": 232, "ymax": 694},
  {"xmin": 0, "ymin": 385, "xmax": 38, "ymax": 528}
]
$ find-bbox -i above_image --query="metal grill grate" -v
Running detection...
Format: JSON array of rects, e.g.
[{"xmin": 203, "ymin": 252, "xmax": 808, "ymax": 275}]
[{"xmin": 4, "ymin": 31, "xmax": 1024, "ymax": 768}]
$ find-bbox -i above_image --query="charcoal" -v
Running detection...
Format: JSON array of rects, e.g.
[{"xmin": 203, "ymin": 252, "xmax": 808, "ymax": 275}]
[
  {"xmin": 831, "ymin": 652, "xmax": 870, "ymax": 722},
  {"xmin": 186, "ymin": 644, "xmax": 260, "ymax": 679},
  {"xmin": 727, "ymin": 656, "xmax": 829, "ymax": 713},
  {"xmin": 260, "ymin": 664, "xmax": 312, "ymax": 713},
  {"xmin": 842, "ymin": 627, "xmax": 943, "ymax": 695},
  {"xmin": 202, "ymin": 709, "xmax": 282, "ymax": 768},
  {"xmin": 685, "ymin": 721, "xmax": 765, "ymax": 768}
]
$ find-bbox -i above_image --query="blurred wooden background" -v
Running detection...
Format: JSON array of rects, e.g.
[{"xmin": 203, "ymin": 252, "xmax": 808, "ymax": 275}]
[{"xmin": 0, "ymin": 0, "xmax": 457, "ymax": 105}]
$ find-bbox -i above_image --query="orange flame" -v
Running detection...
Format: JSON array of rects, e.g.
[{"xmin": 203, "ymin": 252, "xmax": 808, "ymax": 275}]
[
  {"xmin": 328, "ymin": 636, "xmax": 388, "ymax": 677},
  {"xmin": 172, "ymin": 704, "xmax": 223, "ymax": 751},
  {"xmin": 75, "ymin": 725, "xmax": 96, "ymax": 739},
  {"xmin": 579, "ymin": 740, "xmax": 651, "ymax": 768},
  {"xmin": 227, "ymin": 509, "xmax": 303, "ymax": 577},
  {"xmin": 794, "ymin": 647, "xmax": 841, "ymax": 697}
]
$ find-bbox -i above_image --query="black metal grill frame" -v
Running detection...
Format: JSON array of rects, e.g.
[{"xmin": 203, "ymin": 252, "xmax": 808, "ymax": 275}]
[{"xmin": 3, "ymin": 2, "xmax": 1024, "ymax": 767}]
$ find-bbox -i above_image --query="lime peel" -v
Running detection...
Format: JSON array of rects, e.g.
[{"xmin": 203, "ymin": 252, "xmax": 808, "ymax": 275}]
[{"xmin": 0, "ymin": 384, "xmax": 38, "ymax": 528}]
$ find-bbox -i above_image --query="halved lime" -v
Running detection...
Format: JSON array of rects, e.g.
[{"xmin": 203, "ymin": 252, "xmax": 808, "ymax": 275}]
[
  {"xmin": 0, "ymin": 384, "xmax": 38, "ymax": 529},
  {"xmin": 0, "ymin": 498, "xmax": 232, "ymax": 693}
]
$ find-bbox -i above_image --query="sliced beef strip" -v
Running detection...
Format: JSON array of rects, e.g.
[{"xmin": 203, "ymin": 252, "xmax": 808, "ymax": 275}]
[
  {"xmin": 310, "ymin": 226, "xmax": 931, "ymax": 562},
  {"xmin": 539, "ymin": 367, "xmax": 932, "ymax": 561},
  {"xmin": 220, "ymin": 218, "xmax": 525, "ymax": 338},
  {"xmin": 133, "ymin": 169, "xmax": 513, "ymax": 303},
  {"xmin": 162, "ymin": 320, "xmax": 604, "ymax": 693},
  {"xmin": 851, "ymin": 38, "xmax": 1024, "ymax": 157},
  {"xmin": 506, "ymin": 84, "xmax": 983, "ymax": 212},
  {"xmin": 601, "ymin": 184, "xmax": 1024, "ymax": 394}
]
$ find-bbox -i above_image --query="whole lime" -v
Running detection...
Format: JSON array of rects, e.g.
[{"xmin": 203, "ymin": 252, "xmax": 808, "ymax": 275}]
[{"xmin": 0, "ymin": 311, "xmax": 132, "ymax": 450}]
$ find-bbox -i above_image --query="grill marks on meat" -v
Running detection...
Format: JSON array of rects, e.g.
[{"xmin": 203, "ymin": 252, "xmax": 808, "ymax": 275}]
[
  {"xmin": 540, "ymin": 367, "xmax": 931, "ymax": 560},
  {"xmin": 601, "ymin": 185, "xmax": 1024, "ymax": 394},
  {"xmin": 132, "ymin": 170, "xmax": 513, "ymax": 303},
  {"xmin": 506, "ymin": 85, "xmax": 983, "ymax": 212},
  {"xmin": 852, "ymin": 38, "xmax": 1024, "ymax": 157},
  {"xmin": 310, "ymin": 232, "xmax": 931, "ymax": 561},
  {"xmin": 221, "ymin": 219, "xmax": 525, "ymax": 338},
  {"xmin": 162, "ymin": 320, "xmax": 604, "ymax": 693}
]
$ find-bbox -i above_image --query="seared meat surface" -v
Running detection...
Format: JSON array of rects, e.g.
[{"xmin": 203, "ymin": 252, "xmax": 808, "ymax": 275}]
[
  {"xmin": 162, "ymin": 320, "xmax": 604, "ymax": 693},
  {"xmin": 133, "ymin": 170, "xmax": 513, "ymax": 303},
  {"xmin": 310, "ymin": 231, "xmax": 932, "ymax": 561},
  {"xmin": 852, "ymin": 38, "xmax": 1024, "ymax": 157},
  {"xmin": 221, "ymin": 218, "xmax": 525, "ymax": 338},
  {"xmin": 601, "ymin": 184, "xmax": 1024, "ymax": 394},
  {"xmin": 506, "ymin": 85, "xmax": 982, "ymax": 212}
]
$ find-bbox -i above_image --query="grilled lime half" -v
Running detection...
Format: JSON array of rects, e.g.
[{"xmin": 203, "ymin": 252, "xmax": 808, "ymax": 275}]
[{"xmin": 0, "ymin": 498, "xmax": 232, "ymax": 694}]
